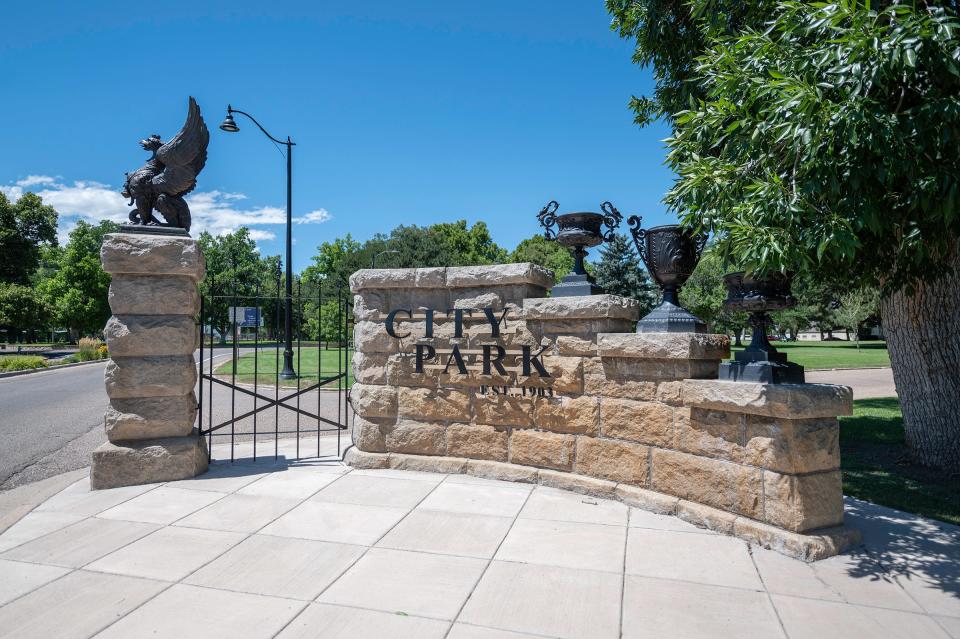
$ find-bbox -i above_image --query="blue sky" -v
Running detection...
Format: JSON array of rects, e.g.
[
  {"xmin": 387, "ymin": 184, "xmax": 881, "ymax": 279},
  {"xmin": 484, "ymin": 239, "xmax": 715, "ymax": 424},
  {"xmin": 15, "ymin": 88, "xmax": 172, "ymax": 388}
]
[{"xmin": 0, "ymin": 0, "xmax": 673, "ymax": 271}]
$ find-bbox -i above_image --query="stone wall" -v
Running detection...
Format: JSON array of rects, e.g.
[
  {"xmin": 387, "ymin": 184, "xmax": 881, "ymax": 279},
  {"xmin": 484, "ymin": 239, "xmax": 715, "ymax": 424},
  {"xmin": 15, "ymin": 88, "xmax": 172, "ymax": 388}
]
[
  {"xmin": 346, "ymin": 263, "xmax": 859, "ymax": 560},
  {"xmin": 91, "ymin": 232, "xmax": 208, "ymax": 489}
]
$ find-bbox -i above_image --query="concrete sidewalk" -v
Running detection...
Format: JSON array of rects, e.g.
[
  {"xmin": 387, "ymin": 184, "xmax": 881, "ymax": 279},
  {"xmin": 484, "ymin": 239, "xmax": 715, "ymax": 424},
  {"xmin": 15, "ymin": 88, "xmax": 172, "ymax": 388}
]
[
  {"xmin": 806, "ymin": 367, "xmax": 898, "ymax": 399},
  {"xmin": 0, "ymin": 438, "xmax": 956, "ymax": 639}
]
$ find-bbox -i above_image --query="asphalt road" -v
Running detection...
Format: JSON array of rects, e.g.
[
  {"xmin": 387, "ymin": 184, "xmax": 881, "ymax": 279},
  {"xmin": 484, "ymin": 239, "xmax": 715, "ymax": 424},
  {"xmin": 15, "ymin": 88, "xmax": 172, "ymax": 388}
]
[{"xmin": 0, "ymin": 348, "xmax": 351, "ymax": 491}]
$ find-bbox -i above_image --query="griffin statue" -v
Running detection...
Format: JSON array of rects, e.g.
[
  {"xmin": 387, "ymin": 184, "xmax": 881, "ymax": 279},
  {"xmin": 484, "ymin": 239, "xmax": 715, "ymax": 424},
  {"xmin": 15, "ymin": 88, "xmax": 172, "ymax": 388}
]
[{"xmin": 122, "ymin": 96, "xmax": 209, "ymax": 232}]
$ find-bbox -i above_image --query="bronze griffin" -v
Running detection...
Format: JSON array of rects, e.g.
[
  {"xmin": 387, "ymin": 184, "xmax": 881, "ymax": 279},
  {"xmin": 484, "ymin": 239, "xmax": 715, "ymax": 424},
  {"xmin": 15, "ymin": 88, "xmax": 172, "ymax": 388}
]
[{"xmin": 122, "ymin": 97, "xmax": 209, "ymax": 232}]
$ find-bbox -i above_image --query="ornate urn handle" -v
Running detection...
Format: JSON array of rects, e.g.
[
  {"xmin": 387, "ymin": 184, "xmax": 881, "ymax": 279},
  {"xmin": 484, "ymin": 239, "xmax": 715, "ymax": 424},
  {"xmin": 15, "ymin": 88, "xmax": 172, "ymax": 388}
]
[
  {"xmin": 600, "ymin": 202, "xmax": 623, "ymax": 242},
  {"xmin": 537, "ymin": 200, "xmax": 560, "ymax": 240},
  {"xmin": 627, "ymin": 215, "xmax": 648, "ymax": 270}
]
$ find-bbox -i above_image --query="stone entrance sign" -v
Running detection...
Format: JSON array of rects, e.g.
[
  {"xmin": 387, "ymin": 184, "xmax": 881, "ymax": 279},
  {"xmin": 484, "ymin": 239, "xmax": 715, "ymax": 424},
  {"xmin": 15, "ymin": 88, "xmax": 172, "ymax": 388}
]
[
  {"xmin": 91, "ymin": 231, "xmax": 208, "ymax": 489},
  {"xmin": 346, "ymin": 263, "xmax": 860, "ymax": 560}
]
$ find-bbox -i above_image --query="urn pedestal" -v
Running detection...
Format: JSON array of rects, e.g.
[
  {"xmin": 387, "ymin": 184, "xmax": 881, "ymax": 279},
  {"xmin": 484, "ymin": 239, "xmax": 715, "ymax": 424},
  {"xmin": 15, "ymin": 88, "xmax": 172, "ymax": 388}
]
[
  {"xmin": 537, "ymin": 201, "xmax": 622, "ymax": 297},
  {"xmin": 90, "ymin": 228, "xmax": 207, "ymax": 489}
]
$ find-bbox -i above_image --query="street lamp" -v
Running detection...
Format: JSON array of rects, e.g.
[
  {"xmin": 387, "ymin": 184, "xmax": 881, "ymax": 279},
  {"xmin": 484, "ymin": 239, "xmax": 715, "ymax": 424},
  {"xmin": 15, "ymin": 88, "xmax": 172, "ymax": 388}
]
[
  {"xmin": 371, "ymin": 249, "xmax": 399, "ymax": 269},
  {"xmin": 219, "ymin": 105, "xmax": 298, "ymax": 379}
]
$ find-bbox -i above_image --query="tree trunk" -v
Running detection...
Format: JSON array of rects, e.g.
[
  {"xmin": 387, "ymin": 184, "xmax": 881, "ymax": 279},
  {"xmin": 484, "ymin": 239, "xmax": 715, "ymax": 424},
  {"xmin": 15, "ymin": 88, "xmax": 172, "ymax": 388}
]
[
  {"xmin": 881, "ymin": 250, "xmax": 960, "ymax": 472},
  {"xmin": 734, "ymin": 328, "xmax": 743, "ymax": 347}
]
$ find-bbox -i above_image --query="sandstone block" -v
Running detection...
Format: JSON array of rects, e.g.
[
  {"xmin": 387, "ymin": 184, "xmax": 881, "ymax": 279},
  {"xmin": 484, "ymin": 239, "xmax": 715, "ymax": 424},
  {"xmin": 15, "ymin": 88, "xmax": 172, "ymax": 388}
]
[
  {"xmin": 352, "ymin": 292, "xmax": 384, "ymax": 321},
  {"xmin": 763, "ymin": 470, "xmax": 844, "ymax": 532},
  {"xmin": 101, "ymin": 233, "xmax": 204, "ymax": 280},
  {"xmin": 597, "ymin": 332, "xmax": 730, "ymax": 360},
  {"xmin": 384, "ymin": 420, "xmax": 447, "ymax": 455},
  {"xmin": 353, "ymin": 415, "xmax": 388, "ymax": 453},
  {"xmin": 386, "ymin": 354, "xmax": 437, "ymax": 388},
  {"xmin": 583, "ymin": 358, "xmax": 658, "ymax": 400},
  {"xmin": 676, "ymin": 500, "xmax": 737, "ymax": 535},
  {"xmin": 344, "ymin": 448, "xmax": 390, "ymax": 469},
  {"xmin": 352, "ymin": 352, "xmax": 389, "ymax": 385},
  {"xmin": 388, "ymin": 453, "xmax": 468, "ymax": 474},
  {"xmin": 353, "ymin": 320, "xmax": 400, "ymax": 354},
  {"xmin": 104, "ymin": 315, "xmax": 198, "ymax": 357},
  {"xmin": 466, "ymin": 459, "xmax": 539, "ymax": 483},
  {"xmin": 614, "ymin": 485, "xmax": 678, "ymax": 515},
  {"xmin": 674, "ymin": 407, "xmax": 744, "ymax": 463},
  {"xmin": 600, "ymin": 397, "xmax": 674, "ymax": 447},
  {"xmin": 742, "ymin": 416, "xmax": 840, "ymax": 474},
  {"xmin": 655, "ymin": 381, "xmax": 685, "ymax": 406},
  {"xmin": 398, "ymin": 387, "xmax": 472, "ymax": 422},
  {"xmin": 599, "ymin": 356, "xmax": 719, "ymax": 381},
  {"xmin": 474, "ymin": 393, "xmax": 534, "ymax": 427},
  {"xmin": 682, "ymin": 380, "xmax": 854, "ymax": 419},
  {"xmin": 446, "ymin": 423, "xmax": 509, "ymax": 461},
  {"xmin": 446, "ymin": 263, "xmax": 553, "ymax": 289},
  {"xmin": 538, "ymin": 469, "xmax": 617, "ymax": 499},
  {"xmin": 522, "ymin": 295, "xmax": 639, "ymax": 320},
  {"xmin": 732, "ymin": 518, "xmax": 862, "ymax": 562},
  {"xmin": 574, "ymin": 438, "xmax": 649, "ymax": 486},
  {"xmin": 351, "ymin": 383, "xmax": 398, "ymax": 419},
  {"xmin": 350, "ymin": 268, "xmax": 418, "ymax": 292},
  {"xmin": 90, "ymin": 435, "xmax": 208, "ymax": 489},
  {"xmin": 105, "ymin": 394, "xmax": 197, "ymax": 441},
  {"xmin": 452, "ymin": 292, "xmax": 503, "ymax": 310},
  {"xmin": 534, "ymin": 395, "xmax": 599, "ymax": 435},
  {"xmin": 109, "ymin": 275, "xmax": 200, "ymax": 316},
  {"xmin": 651, "ymin": 449, "xmax": 763, "ymax": 519},
  {"xmin": 105, "ymin": 356, "xmax": 197, "ymax": 399},
  {"xmin": 555, "ymin": 335, "xmax": 597, "ymax": 357},
  {"xmin": 510, "ymin": 430, "xmax": 574, "ymax": 471},
  {"xmin": 517, "ymin": 355, "xmax": 583, "ymax": 394}
]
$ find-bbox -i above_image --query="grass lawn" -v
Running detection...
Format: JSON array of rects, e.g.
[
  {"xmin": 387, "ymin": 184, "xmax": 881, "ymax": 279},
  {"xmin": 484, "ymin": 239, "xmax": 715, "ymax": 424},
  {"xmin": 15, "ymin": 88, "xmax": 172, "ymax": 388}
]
[
  {"xmin": 732, "ymin": 340, "xmax": 890, "ymax": 370},
  {"xmin": 215, "ymin": 347, "xmax": 353, "ymax": 388},
  {"xmin": 840, "ymin": 397, "xmax": 960, "ymax": 526}
]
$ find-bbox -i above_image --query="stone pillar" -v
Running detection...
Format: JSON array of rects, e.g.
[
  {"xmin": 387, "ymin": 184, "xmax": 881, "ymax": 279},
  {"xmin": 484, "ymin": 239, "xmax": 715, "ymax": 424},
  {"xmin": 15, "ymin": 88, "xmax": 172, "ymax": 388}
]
[{"xmin": 90, "ymin": 231, "xmax": 208, "ymax": 490}]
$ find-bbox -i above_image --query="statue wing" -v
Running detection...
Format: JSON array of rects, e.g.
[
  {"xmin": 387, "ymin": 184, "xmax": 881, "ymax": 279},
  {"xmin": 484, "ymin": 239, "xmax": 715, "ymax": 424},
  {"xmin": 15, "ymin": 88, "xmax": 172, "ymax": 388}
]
[{"xmin": 152, "ymin": 96, "xmax": 210, "ymax": 197}]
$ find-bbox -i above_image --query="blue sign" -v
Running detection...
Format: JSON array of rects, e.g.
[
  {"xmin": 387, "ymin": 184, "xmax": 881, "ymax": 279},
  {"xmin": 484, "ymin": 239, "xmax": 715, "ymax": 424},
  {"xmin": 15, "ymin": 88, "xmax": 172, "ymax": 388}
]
[{"xmin": 241, "ymin": 307, "xmax": 261, "ymax": 328}]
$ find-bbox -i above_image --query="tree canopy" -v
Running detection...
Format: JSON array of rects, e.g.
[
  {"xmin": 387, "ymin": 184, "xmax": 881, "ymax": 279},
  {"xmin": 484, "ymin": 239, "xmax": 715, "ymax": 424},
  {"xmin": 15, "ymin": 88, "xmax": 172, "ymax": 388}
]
[{"xmin": 0, "ymin": 191, "xmax": 58, "ymax": 285}]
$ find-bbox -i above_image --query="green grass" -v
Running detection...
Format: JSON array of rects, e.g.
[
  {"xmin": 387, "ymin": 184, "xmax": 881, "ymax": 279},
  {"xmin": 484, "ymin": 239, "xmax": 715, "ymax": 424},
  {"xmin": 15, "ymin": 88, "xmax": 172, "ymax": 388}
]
[
  {"xmin": 0, "ymin": 355, "xmax": 48, "ymax": 372},
  {"xmin": 840, "ymin": 397, "xmax": 960, "ymax": 526},
  {"xmin": 215, "ymin": 347, "xmax": 353, "ymax": 388},
  {"xmin": 732, "ymin": 340, "xmax": 890, "ymax": 370}
]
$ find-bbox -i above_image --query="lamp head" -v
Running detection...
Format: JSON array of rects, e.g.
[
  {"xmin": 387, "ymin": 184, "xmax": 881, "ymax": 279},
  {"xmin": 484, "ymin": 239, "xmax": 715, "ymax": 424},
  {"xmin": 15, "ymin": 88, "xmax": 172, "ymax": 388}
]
[{"xmin": 219, "ymin": 107, "xmax": 239, "ymax": 132}]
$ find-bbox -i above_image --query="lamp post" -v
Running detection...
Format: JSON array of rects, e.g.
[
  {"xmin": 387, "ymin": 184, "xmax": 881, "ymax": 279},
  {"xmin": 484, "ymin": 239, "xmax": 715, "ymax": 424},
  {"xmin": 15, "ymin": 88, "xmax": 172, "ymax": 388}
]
[
  {"xmin": 371, "ymin": 249, "xmax": 399, "ymax": 269},
  {"xmin": 219, "ymin": 105, "xmax": 297, "ymax": 380}
]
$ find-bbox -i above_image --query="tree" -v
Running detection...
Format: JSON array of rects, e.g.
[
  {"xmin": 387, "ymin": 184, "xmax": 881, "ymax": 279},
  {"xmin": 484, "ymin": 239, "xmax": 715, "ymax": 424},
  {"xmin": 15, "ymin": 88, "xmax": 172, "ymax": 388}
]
[
  {"xmin": 509, "ymin": 234, "xmax": 575, "ymax": 282},
  {"xmin": 429, "ymin": 220, "xmax": 508, "ymax": 266},
  {"xmin": 0, "ymin": 191, "xmax": 58, "ymax": 284},
  {"xmin": 610, "ymin": 1, "xmax": 960, "ymax": 469},
  {"xmin": 835, "ymin": 286, "xmax": 881, "ymax": 350},
  {"xmin": 0, "ymin": 283, "xmax": 48, "ymax": 342},
  {"xmin": 593, "ymin": 233, "xmax": 656, "ymax": 314},
  {"xmin": 38, "ymin": 220, "xmax": 117, "ymax": 339},
  {"xmin": 679, "ymin": 248, "xmax": 748, "ymax": 341}
]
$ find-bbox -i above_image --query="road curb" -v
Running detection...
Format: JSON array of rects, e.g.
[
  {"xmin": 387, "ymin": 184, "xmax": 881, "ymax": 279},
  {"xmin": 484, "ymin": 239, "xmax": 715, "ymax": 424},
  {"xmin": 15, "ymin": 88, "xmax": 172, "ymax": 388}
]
[
  {"xmin": 0, "ymin": 467, "xmax": 89, "ymax": 534},
  {"xmin": 0, "ymin": 358, "xmax": 107, "ymax": 380}
]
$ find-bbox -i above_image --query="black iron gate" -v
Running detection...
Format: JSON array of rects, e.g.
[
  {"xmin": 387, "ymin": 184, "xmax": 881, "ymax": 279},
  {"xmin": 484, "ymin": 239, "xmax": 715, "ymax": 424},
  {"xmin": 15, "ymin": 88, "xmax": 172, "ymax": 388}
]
[{"xmin": 197, "ymin": 275, "xmax": 352, "ymax": 463}]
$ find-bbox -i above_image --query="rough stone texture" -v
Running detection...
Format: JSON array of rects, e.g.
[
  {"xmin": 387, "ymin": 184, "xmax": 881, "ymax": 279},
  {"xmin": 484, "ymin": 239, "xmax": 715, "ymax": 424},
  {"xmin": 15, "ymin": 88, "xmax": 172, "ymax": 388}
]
[
  {"xmin": 597, "ymin": 332, "xmax": 730, "ymax": 360},
  {"xmin": 614, "ymin": 485, "xmax": 678, "ymax": 515},
  {"xmin": 743, "ymin": 416, "xmax": 840, "ymax": 474},
  {"xmin": 354, "ymin": 320, "xmax": 401, "ymax": 354},
  {"xmin": 90, "ymin": 435, "xmax": 208, "ymax": 489},
  {"xmin": 351, "ymin": 383, "xmax": 398, "ymax": 419},
  {"xmin": 474, "ymin": 393, "xmax": 535, "ymax": 427},
  {"xmin": 104, "ymin": 356, "xmax": 197, "ymax": 399},
  {"xmin": 683, "ymin": 380, "xmax": 854, "ymax": 419},
  {"xmin": 674, "ymin": 407, "xmax": 743, "ymax": 463},
  {"xmin": 600, "ymin": 398, "xmax": 675, "ymax": 447},
  {"xmin": 732, "ymin": 518, "xmax": 862, "ymax": 562},
  {"xmin": 466, "ymin": 459, "xmax": 539, "ymax": 483},
  {"xmin": 517, "ymin": 356, "xmax": 584, "ymax": 394},
  {"xmin": 534, "ymin": 395, "xmax": 599, "ymax": 435},
  {"xmin": 555, "ymin": 335, "xmax": 597, "ymax": 357},
  {"xmin": 398, "ymin": 387, "xmax": 472, "ymax": 422},
  {"xmin": 584, "ymin": 359, "xmax": 658, "ymax": 400},
  {"xmin": 109, "ymin": 275, "xmax": 200, "ymax": 316},
  {"xmin": 452, "ymin": 292, "xmax": 503, "ymax": 309},
  {"xmin": 510, "ymin": 430, "xmax": 574, "ymax": 471},
  {"xmin": 538, "ymin": 469, "xmax": 617, "ymax": 499},
  {"xmin": 344, "ymin": 448, "xmax": 390, "ymax": 469},
  {"xmin": 676, "ymin": 500, "xmax": 737, "ymax": 535},
  {"xmin": 352, "ymin": 352, "xmax": 389, "ymax": 385},
  {"xmin": 389, "ymin": 453, "xmax": 467, "ymax": 474},
  {"xmin": 523, "ymin": 295, "xmax": 640, "ymax": 321},
  {"xmin": 763, "ymin": 470, "xmax": 844, "ymax": 532},
  {"xmin": 104, "ymin": 315, "xmax": 198, "ymax": 357},
  {"xmin": 574, "ymin": 437, "xmax": 648, "ymax": 485},
  {"xmin": 101, "ymin": 233, "xmax": 205, "ymax": 280},
  {"xmin": 446, "ymin": 423, "xmax": 509, "ymax": 461},
  {"xmin": 353, "ymin": 415, "xmax": 388, "ymax": 453},
  {"xmin": 446, "ymin": 263, "xmax": 553, "ymax": 290},
  {"xmin": 651, "ymin": 449, "xmax": 763, "ymax": 520},
  {"xmin": 384, "ymin": 420, "xmax": 447, "ymax": 456},
  {"xmin": 104, "ymin": 394, "xmax": 197, "ymax": 441}
]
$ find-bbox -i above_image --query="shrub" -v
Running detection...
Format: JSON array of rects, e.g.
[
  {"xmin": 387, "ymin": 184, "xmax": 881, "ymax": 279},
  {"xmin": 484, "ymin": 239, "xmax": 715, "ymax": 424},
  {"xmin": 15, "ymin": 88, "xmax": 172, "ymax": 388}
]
[
  {"xmin": 77, "ymin": 337, "xmax": 109, "ymax": 361},
  {"xmin": 0, "ymin": 356, "xmax": 48, "ymax": 372}
]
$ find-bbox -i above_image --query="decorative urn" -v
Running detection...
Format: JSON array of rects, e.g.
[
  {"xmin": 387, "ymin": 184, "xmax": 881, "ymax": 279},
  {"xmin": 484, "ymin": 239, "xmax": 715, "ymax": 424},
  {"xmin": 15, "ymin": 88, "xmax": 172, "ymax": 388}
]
[
  {"xmin": 628, "ymin": 217, "xmax": 707, "ymax": 332},
  {"xmin": 719, "ymin": 271, "xmax": 805, "ymax": 384},
  {"xmin": 537, "ymin": 200, "xmax": 622, "ymax": 297}
]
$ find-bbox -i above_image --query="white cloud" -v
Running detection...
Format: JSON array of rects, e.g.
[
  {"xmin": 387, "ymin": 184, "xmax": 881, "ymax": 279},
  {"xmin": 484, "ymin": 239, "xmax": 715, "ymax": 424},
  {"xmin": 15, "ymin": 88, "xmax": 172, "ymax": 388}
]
[{"xmin": 1, "ymin": 176, "xmax": 332, "ymax": 246}]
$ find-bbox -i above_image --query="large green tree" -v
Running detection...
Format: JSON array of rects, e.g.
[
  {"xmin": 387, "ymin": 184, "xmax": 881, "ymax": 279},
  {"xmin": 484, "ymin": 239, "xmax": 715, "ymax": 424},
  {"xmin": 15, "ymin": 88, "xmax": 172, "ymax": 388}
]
[
  {"xmin": 610, "ymin": 1, "xmax": 960, "ymax": 469},
  {"xmin": 593, "ymin": 233, "xmax": 656, "ymax": 313},
  {"xmin": 509, "ymin": 234, "xmax": 575, "ymax": 282},
  {"xmin": 0, "ymin": 192, "xmax": 58, "ymax": 284},
  {"xmin": 0, "ymin": 283, "xmax": 48, "ymax": 342},
  {"xmin": 679, "ymin": 248, "xmax": 748, "ymax": 341},
  {"xmin": 38, "ymin": 220, "xmax": 117, "ymax": 339}
]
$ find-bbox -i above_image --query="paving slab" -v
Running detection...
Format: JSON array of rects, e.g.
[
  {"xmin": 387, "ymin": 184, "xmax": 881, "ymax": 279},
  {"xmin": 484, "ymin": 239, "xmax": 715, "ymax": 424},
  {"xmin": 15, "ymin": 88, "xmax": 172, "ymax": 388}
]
[
  {"xmin": 377, "ymin": 509, "xmax": 513, "ymax": 558},
  {"xmin": 312, "ymin": 474, "xmax": 436, "ymax": 509},
  {"xmin": 494, "ymin": 517, "xmax": 626, "ymax": 573},
  {"xmin": 262, "ymin": 500, "xmax": 409, "ymax": 545},
  {"xmin": 1, "ymin": 517, "xmax": 159, "ymax": 568},
  {"xmin": 519, "ymin": 485, "xmax": 628, "ymax": 526},
  {"xmin": 174, "ymin": 493, "xmax": 300, "ymax": 533},
  {"xmin": 276, "ymin": 602, "xmax": 450, "ymax": 639},
  {"xmin": 0, "ymin": 511, "xmax": 86, "ymax": 553},
  {"xmin": 0, "ymin": 559, "xmax": 70, "ymax": 606},
  {"xmin": 417, "ymin": 481, "xmax": 532, "ymax": 517},
  {"xmin": 772, "ymin": 593, "xmax": 951, "ymax": 639},
  {"xmin": 97, "ymin": 486, "xmax": 224, "ymax": 524}
]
